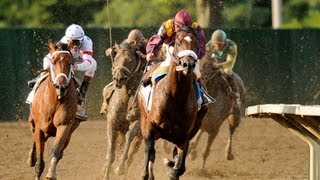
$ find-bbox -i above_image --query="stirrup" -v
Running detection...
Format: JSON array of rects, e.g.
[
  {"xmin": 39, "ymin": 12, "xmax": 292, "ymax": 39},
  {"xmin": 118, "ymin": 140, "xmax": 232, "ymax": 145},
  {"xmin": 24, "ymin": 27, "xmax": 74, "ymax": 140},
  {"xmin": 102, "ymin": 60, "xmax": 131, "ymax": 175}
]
[
  {"xmin": 202, "ymin": 88, "xmax": 216, "ymax": 106},
  {"xmin": 75, "ymin": 104, "xmax": 87, "ymax": 121}
]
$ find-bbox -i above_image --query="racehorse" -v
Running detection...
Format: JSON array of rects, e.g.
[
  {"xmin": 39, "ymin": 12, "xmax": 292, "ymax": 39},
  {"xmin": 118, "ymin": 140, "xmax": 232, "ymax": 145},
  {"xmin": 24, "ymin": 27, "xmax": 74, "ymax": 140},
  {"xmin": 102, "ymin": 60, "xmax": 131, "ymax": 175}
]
[
  {"xmin": 188, "ymin": 53, "xmax": 246, "ymax": 168},
  {"xmin": 27, "ymin": 41, "xmax": 79, "ymax": 180},
  {"xmin": 102, "ymin": 41, "xmax": 147, "ymax": 180},
  {"xmin": 138, "ymin": 26, "xmax": 208, "ymax": 180}
]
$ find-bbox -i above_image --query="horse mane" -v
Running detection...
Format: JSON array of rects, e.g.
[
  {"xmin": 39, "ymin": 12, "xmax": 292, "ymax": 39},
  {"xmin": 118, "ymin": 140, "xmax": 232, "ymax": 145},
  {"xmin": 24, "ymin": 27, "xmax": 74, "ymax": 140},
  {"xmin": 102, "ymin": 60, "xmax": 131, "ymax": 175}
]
[
  {"xmin": 120, "ymin": 41, "xmax": 134, "ymax": 51},
  {"xmin": 177, "ymin": 25, "xmax": 197, "ymax": 36}
]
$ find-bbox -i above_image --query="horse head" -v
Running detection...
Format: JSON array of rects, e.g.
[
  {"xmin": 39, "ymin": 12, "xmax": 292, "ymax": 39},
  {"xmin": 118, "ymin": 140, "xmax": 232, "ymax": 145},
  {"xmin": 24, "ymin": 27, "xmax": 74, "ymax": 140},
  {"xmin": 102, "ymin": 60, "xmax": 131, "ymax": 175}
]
[
  {"xmin": 111, "ymin": 42, "xmax": 141, "ymax": 88},
  {"xmin": 173, "ymin": 26, "xmax": 198, "ymax": 76},
  {"xmin": 48, "ymin": 41, "xmax": 73, "ymax": 99}
]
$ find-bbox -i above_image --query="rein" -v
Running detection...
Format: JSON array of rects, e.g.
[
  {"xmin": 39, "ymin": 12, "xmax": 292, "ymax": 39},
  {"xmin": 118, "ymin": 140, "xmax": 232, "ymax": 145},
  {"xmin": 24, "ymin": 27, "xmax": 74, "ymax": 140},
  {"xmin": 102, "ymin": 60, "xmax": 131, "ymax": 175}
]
[
  {"xmin": 171, "ymin": 31, "xmax": 198, "ymax": 67},
  {"xmin": 114, "ymin": 45, "xmax": 142, "ymax": 81},
  {"xmin": 205, "ymin": 70, "xmax": 219, "ymax": 82}
]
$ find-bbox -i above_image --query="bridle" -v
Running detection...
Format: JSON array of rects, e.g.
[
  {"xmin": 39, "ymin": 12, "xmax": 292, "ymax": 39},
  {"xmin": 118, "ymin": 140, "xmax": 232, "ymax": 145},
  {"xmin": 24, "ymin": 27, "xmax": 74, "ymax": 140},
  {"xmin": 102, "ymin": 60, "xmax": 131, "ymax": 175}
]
[
  {"xmin": 49, "ymin": 50, "xmax": 73, "ymax": 99},
  {"xmin": 172, "ymin": 28, "xmax": 198, "ymax": 70},
  {"xmin": 50, "ymin": 51, "xmax": 73, "ymax": 85},
  {"xmin": 112, "ymin": 43, "xmax": 142, "ymax": 81}
]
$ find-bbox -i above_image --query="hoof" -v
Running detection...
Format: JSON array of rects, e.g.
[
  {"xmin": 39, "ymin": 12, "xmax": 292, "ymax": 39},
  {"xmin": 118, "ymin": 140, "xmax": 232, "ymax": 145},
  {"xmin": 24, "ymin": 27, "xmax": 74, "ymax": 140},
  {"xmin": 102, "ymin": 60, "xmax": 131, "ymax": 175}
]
[
  {"xmin": 27, "ymin": 157, "xmax": 36, "ymax": 167},
  {"xmin": 46, "ymin": 170, "xmax": 57, "ymax": 180},
  {"xmin": 225, "ymin": 153, "xmax": 234, "ymax": 160},
  {"xmin": 163, "ymin": 158, "xmax": 179, "ymax": 180},
  {"xmin": 189, "ymin": 150, "xmax": 197, "ymax": 161},
  {"xmin": 114, "ymin": 165, "xmax": 125, "ymax": 175}
]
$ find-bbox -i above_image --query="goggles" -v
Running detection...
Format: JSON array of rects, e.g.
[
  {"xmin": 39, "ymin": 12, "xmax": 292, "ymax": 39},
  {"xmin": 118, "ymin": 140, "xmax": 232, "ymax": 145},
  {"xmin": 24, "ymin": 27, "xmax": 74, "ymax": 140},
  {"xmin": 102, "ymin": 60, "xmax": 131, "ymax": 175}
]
[{"xmin": 72, "ymin": 40, "xmax": 81, "ymax": 46}]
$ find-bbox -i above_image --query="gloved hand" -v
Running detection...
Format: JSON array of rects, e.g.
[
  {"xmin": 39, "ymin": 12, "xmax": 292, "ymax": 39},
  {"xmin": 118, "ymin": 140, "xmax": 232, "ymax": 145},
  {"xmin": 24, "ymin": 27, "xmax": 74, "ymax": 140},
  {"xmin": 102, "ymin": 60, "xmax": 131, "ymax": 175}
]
[
  {"xmin": 71, "ymin": 50, "xmax": 82, "ymax": 62},
  {"xmin": 146, "ymin": 53, "xmax": 156, "ymax": 61}
]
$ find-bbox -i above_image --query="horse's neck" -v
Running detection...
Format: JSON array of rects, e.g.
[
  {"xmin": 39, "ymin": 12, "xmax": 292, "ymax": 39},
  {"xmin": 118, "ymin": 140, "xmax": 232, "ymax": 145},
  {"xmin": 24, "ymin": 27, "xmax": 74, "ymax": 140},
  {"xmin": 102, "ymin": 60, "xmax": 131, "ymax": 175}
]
[
  {"xmin": 165, "ymin": 61, "xmax": 192, "ymax": 96},
  {"xmin": 38, "ymin": 77, "xmax": 58, "ymax": 102}
]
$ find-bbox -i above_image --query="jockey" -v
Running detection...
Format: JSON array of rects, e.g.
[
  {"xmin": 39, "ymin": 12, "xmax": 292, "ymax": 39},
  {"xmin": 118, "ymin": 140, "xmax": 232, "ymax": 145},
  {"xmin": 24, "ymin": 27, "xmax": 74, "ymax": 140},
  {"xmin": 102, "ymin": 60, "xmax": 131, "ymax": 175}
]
[
  {"xmin": 27, "ymin": 24, "xmax": 97, "ymax": 120},
  {"xmin": 206, "ymin": 29, "xmax": 240, "ymax": 107},
  {"xmin": 143, "ymin": 9, "xmax": 210, "ymax": 107},
  {"xmin": 105, "ymin": 29, "xmax": 148, "ymax": 58}
]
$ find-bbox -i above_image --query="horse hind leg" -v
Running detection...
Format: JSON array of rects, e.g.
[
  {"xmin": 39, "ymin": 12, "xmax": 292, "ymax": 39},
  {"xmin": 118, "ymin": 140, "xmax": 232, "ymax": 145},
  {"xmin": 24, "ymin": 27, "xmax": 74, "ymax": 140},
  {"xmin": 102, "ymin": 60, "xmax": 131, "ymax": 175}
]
[
  {"xmin": 115, "ymin": 120, "xmax": 140, "ymax": 175},
  {"xmin": 34, "ymin": 126, "xmax": 45, "ymax": 180},
  {"xmin": 125, "ymin": 135, "xmax": 142, "ymax": 175}
]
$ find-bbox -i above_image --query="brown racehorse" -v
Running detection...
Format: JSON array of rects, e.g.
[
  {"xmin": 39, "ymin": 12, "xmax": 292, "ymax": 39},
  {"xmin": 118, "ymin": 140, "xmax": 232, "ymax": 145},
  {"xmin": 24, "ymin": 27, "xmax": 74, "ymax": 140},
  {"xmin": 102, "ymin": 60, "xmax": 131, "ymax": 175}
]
[
  {"xmin": 27, "ymin": 41, "xmax": 79, "ymax": 180},
  {"xmin": 188, "ymin": 53, "xmax": 246, "ymax": 168},
  {"xmin": 102, "ymin": 42, "xmax": 147, "ymax": 180},
  {"xmin": 138, "ymin": 26, "xmax": 208, "ymax": 180}
]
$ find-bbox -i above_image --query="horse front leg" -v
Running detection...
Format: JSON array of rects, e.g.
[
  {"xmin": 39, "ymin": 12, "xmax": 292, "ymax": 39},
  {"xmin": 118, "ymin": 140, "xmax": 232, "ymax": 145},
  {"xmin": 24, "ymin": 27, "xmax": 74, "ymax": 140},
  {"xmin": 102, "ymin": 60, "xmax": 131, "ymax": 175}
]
[
  {"xmin": 28, "ymin": 142, "xmax": 36, "ymax": 167},
  {"xmin": 103, "ymin": 118, "xmax": 117, "ymax": 180},
  {"xmin": 142, "ymin": 134, "xmax": 155, "ymax": 180},
  {"xmin": 46, "ymin": 125, "xmax": 72, "ymax": 180},
  {"xmin": 115, "ymin": 120, "xmax": 140, "ymax": 175},
  {"xmin": 164, "ymin": 143, "xmax": 188, "ymax": 180},
  {"xmin": 189, "ymin": 130, "xmax": 204, "ymax": 160},
  {"xmin": 28, "ymin": 113, "xmax": 37, "ymax": 167},
  {"xmin": 34, "ymin": 126, "xmax": 45, "ymax": 180},
  {"xmin": 225, "ymin": 110, "xmax": 240, "ymax": 160}
]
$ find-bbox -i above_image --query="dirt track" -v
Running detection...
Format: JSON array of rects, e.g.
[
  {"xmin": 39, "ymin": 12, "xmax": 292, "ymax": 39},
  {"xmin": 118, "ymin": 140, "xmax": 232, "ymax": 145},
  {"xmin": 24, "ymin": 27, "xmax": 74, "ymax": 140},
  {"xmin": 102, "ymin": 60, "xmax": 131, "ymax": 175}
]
[{"xmin": 0, "ymin": 117, "xmax": 309, "ymax": 180}]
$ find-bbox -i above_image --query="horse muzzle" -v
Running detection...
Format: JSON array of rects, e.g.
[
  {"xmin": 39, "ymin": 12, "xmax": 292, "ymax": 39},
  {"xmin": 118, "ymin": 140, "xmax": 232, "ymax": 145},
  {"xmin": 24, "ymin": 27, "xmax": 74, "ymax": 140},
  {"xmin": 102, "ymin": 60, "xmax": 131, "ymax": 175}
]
[
  {"xmin": 55, "ymin": 84, "xmax": 68, "ymax": 99},
  {"xmin": 177, "ymin": 57, "xmax": 196, "ymax": 75},
  {"xmin": 113, "ymin": 71, "xmax": 129, "ymax": 89}
]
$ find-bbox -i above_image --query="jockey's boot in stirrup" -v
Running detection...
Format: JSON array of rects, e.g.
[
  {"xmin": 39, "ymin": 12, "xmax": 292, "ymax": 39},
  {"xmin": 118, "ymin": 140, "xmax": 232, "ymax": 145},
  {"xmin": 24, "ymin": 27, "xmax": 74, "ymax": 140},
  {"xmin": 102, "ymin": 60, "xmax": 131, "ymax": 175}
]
[
  {"xmin": 198, "ymin": 78, "xmax": 215, "ymax": 107},
  {"xmin": 27, "ymin": 77, "xmax": 39, "ymax": 89},
  {"xmin": 75, "ymin": 76, "xmax": 91, "ymax": 121},
  {"xmin": 141, "ymin": 76, "xmax": 152, "ymax": 87},
  {"xmin": 76, "ymin": 103, "xmax": 88, "ymax": 121}
]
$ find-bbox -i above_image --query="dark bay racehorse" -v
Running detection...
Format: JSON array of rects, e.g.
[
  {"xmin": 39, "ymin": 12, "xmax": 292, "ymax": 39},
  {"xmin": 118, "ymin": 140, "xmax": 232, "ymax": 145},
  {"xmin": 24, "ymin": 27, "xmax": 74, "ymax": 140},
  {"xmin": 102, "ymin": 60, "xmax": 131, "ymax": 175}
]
[
  {"xmin": 102, "ymin": 42, "xmax": 147, "ymax": 180},
  {"xmin": 188, "ymin": 54, "xmax": 246, "ymax": 168},
  {"xmin": 27, "ymin": 41, "xmax": 79, "ymax": 180},
  {"xmin": 138, "ymin": 26, "xmax": 208, "ymax": 180}
]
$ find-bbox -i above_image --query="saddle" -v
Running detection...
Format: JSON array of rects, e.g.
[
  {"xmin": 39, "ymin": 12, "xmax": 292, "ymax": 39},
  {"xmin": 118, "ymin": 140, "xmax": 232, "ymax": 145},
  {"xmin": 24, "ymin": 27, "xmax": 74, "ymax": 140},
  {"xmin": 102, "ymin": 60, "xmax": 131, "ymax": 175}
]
[{"xmin": 139, "ymin": 64, "xmax": 208, "ymax": 111}]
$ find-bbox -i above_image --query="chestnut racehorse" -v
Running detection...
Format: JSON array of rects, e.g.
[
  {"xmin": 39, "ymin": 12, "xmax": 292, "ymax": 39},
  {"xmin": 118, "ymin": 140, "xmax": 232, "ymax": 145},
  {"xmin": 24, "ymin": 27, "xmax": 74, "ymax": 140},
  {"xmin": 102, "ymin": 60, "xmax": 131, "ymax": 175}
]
[
  {"xmin": 138, "ymin": 26, "xmax": 208, "ymax": 180},
  {"xmin": 27, "ymin": 42, "xmax": 79, "ymax": 180}
]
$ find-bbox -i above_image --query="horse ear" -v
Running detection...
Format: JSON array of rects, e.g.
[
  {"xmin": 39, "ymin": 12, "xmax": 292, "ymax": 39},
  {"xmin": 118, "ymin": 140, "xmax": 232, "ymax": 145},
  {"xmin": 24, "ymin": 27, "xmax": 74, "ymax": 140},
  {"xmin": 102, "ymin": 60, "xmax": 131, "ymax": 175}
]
[
  {"xmin": 48, "ymin": 39, "xmax": 56, "ymax": 52},
  {"xmin": 105, "ymin": 46, "xmax": 117, "ymax": 59}
]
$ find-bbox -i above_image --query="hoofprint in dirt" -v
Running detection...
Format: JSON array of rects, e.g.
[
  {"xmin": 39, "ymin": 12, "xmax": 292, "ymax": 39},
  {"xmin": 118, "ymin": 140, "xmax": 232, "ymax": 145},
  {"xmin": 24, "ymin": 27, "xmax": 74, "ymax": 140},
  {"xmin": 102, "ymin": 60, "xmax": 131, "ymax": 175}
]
[{"xmin": 0, "ymin": 117, "xmax": 308, "ymax": 180}]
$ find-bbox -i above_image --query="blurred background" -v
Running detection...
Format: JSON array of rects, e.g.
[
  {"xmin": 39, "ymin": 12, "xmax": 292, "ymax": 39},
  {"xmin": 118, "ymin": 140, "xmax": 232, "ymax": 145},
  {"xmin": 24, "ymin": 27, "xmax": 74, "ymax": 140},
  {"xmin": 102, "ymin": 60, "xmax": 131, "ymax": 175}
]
[
  {"xmin": 0, "ymin": 0, "xmax": 319, "ymax": 120},
  {"xmin": 0, "ymin": 0, "xmax": 319, "ymax": 28}
]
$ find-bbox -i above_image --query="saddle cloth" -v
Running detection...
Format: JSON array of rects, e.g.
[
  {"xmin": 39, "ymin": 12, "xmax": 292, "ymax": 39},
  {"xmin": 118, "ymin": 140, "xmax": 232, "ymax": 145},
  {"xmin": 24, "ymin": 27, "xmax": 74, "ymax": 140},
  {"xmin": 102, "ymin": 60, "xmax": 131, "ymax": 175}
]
[
  {"xmin": 139, "ymin": 69, "xmax": 205, "ymax": 111},
  {"xmin": 25, "ymin": 72, "xmax": 49, "ymax": 104}
]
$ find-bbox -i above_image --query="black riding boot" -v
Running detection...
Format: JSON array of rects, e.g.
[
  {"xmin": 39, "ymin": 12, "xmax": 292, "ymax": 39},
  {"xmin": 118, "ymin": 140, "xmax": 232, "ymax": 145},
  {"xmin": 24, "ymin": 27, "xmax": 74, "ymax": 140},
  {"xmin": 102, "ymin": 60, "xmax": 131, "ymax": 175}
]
[
  {"xmin": 78, "ymin": 76, "xmax": 91, "ymax": 104},
  {"xmin": 27, "ymin": 77, "xmax": 39, "ymax": 89},
  {"xmin": 75, "ymin": 76, "xmax": 91, "ymax": 121},
  {"xmin": 141, "ymin": 76, "xmax": 152, "ymax": 87}
]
